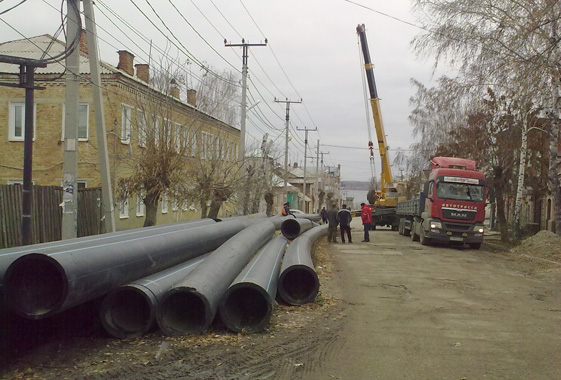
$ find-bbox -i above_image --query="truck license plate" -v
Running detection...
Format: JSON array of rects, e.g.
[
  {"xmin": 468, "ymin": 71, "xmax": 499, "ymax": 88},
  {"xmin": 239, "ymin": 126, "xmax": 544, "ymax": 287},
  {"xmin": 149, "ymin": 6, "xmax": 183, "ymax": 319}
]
[{"xmin": 450, "ymin": 237, "xmax": 464, "ymax": 242}]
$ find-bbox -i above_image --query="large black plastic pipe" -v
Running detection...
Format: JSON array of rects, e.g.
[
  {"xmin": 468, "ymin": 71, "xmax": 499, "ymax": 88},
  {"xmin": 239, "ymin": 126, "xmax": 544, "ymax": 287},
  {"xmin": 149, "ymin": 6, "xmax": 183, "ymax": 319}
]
[
  {"xmin": 3, "ymin": 218, "xmax": 254, "ymax": 319},
  {"xmin": 278, "ymin": 224, "xmax": 328, "ymax": 305},
  {"xmin": 294, "ymin": 213, "xmax": 321, "ymax": 223},
  {"xmin": 280, "ymin": 218, "xmax": 314, "ymax": 240},
  {"xmin": 218, "ymin": 236, "xmax": 288, "ymax": 333},
  {"xmin": 0, "ymin": 219, "xmax": 216, "ymax": 286},
  {"xmin": 100, "ymin": 253, "xmax": 209, "ymax": 339},
  {"xmin": 157, "ymin": 221, "xmax": 276, "ymax": 335}
]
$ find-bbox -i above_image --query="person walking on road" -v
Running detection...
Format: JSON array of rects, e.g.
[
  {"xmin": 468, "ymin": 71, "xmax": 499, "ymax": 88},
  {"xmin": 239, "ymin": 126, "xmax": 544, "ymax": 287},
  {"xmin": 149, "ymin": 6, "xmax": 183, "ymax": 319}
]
[
  {"xmin": 320, "ymin": 206, "xmax": 328, "ymax": 224},
  {"xmin": 337, "ymin": 204, "xmax": 353, "ymax": 243},
  {"xmin": 327, "ymin": 203, "xmax": 339, "ymax": 243},
  {"xmin": 360, "ymin": 202, "xmax": 372, "ymax": 242}
]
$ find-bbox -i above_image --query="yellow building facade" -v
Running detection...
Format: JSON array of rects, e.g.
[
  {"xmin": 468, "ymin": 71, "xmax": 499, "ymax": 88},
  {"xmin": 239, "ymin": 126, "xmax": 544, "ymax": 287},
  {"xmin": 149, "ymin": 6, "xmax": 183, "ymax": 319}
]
[{"xmin": 0, "ymin": 34, "xmax": 240, "ymax": 231}]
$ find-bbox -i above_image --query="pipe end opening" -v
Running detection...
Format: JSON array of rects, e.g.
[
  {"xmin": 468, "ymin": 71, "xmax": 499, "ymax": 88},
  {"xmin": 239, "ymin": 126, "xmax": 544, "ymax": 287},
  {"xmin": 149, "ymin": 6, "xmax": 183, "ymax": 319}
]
[
  {"xmin": 278, "ymin": 266, "xmax": 319, "ymax": 305},
  {"xmin": 220, "ymin": 285, "xmax": 271, "ymax": 333},
  {"xmin": 101, "ymin": 288, "xmax": 153, "ymax": 339},
  {"xmin": 158, "ymin": 290, "xmax": 208, "ymax": 335},
  {"xmin": 4, "ymin": 254, "xmax": 67, "ymax": 318}
]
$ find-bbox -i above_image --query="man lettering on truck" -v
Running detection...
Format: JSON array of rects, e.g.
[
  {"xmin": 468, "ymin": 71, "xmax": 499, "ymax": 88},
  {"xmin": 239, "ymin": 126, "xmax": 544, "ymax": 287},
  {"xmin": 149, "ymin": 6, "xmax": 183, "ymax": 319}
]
[{"xmin": 360, "ymin": 202, "xmax": 372, "ymax": 242}]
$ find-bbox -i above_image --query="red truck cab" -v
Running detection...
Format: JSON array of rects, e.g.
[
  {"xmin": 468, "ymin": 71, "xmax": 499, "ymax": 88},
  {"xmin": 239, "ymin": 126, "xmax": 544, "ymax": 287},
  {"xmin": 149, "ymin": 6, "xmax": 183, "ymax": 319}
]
[{"xmin": 423, "ymin": 157, "xmax": 486, "ymax": 248}]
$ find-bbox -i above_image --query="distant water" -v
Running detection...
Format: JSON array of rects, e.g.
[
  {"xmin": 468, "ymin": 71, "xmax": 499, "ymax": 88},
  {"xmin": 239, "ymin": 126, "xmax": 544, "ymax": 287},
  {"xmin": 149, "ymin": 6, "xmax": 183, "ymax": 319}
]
[{"xmin": 340, "ymin": 189, "xmax": 369, "ymax": 210}]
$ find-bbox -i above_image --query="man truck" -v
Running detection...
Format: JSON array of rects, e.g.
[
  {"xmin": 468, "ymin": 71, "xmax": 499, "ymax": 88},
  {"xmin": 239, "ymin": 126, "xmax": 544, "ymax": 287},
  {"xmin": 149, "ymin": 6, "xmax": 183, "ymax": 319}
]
[{"xmin": 396, "ymin": 157, "xmax": 486, "ymax": 249}]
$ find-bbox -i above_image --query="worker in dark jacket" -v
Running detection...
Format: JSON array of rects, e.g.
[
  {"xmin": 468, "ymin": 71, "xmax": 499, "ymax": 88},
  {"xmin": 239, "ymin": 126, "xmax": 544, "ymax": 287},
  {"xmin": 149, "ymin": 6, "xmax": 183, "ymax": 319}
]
[
  {"xmin": 326, "ymin": 203, "xmax": 339, "ymax": 243},
  {"xmin": 320, "ymin": 207, "xmax": 328, "ymax": 224},
  {"xmin": 337, "ymin": 204, "xmax": 352, "ymax": 243}
]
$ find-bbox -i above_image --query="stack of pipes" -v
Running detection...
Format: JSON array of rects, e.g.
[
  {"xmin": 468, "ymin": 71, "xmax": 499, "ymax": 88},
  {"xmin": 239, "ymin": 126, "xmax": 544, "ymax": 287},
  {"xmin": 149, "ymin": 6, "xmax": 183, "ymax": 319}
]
[{"xmin": 0, "ymin": 213, "xmax": 326, "ymax": 339}]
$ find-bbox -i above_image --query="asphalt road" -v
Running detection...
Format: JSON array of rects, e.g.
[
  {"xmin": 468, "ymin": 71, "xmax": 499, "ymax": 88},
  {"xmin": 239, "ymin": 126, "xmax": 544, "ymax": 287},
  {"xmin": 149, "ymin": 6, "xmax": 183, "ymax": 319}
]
[{"xmin": 310, "ymin": 219, "xmax": 561, "ymax": 380}]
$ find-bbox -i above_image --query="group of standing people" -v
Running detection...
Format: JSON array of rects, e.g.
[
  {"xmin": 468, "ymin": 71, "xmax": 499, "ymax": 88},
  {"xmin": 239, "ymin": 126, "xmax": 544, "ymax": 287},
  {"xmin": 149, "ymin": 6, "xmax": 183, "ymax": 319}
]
[
  {"xmin": 293, "ymin": 201, "xmax": 374, "ymax": 243},
  {"xmin": 320, "ymin": 202, "xmax": 372, "ymax": 243}
]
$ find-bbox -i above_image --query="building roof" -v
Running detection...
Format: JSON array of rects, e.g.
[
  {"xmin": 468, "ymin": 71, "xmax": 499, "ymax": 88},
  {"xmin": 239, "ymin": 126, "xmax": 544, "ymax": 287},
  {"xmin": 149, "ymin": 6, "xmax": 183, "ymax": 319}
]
[
  {"xmin": 0, "ymin": 34, "xmax": 116, "ymax": 75},
  {"xmin": 0, "ymin": 34, "xmax": 241, "ymax": 133}
]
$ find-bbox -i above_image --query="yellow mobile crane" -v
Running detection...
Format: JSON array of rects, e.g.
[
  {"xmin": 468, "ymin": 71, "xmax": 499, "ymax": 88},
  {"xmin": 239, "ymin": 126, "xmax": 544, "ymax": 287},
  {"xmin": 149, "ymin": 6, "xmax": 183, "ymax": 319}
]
[{"xmin": 356, "ymin": 24, "xmax": 405, "ymax": 228}]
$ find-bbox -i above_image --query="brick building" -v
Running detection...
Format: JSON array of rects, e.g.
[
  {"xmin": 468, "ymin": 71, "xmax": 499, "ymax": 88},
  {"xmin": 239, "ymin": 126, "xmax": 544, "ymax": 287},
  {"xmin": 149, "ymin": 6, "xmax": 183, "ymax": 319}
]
[{"xmin": 0, "ymin": 33, "xmax": 240, "ymax": 230}]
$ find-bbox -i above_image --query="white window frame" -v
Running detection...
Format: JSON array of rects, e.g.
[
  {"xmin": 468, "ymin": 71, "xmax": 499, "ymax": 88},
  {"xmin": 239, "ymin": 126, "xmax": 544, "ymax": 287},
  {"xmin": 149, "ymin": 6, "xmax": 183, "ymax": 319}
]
[
  {"xmin": 136, "ymin": 194, "xmax": 146, "ymax": 217},
  {"xmin": 7, "ymin": 179, "xmax": 35, "ymax": 185},
  {"xmin": 9, "ymin": 102, "xmax": 36, "ymax": 141},
  {"xmin": 137, "ymin": 110, "xmax": 146, "ymax": 148},
  {"xmin": 62, "ymin": 103, "xmax": 90, "ymax": 141},
  {"xmin": 174, "ymin": 123, "xmax": 181, "ymax": 153},
  {"xmin": 119, "ymin": 197, "xmax": 129, "ymax": 219},
  {"xmin": 191, "ymin": 131, "xmax": 198, "ymax": 157},
  {"xmin": 172, "ymin": 197, "xmax": 179, "ymax": 212},
  {"xmin": 183, "ymin": 128, "xmax": 190, "ymax": 156},
  {"xmin": 161, "ymin": 193, "xmax": 169, "ymax": 214},
  {"xmin": 121, "ymin": 104, "xmax": 133, "ymax": 144},
  {"xmin": 153, "ymin": 116, "xmax": 160, "ymax": 148}
]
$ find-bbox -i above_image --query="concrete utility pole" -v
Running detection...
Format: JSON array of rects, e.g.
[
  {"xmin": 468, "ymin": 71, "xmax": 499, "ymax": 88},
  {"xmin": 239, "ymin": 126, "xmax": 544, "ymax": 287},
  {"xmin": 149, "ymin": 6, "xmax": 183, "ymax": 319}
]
[
  {"xmin": 297, "ymin": 126, "xmax": 317, "ymax": 212},
  {"xmin": 274, "ymin": 98, "xmax": 302, "ymax": 202},
  {"xmin": 315, "ymin": 140, "xmax": 320, "ymax": 212},
  {"xmin": 225, "ymin": 39, "xmax": 267, "ymax": 162},
  {"xmin": 62, "ymin": 0, "xmax": 80, "ymax": 240},
  {"xmin": 83, "ymin": 0, "xmax": 116, "ymax": 233}
]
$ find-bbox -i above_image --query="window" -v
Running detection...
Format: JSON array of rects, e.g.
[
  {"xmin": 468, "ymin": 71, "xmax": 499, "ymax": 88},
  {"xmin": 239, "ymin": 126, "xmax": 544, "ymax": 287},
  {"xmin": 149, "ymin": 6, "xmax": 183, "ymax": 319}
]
[
  {"xmin": 153, "ymin": 116, "xmax": 160, "ymax": 148},
  {"xmin": 191, "ymin": 131, "xmax": 198, "ymax": 157},
  {"xmin": 163, "ymin": 118, "xmax": 172, "ymax": 147},
  {"xmin": 121, "ymin": 104, "xmax": 133, "ymax": 144},
  {"xmin": 436, "ymin": 182, "xmax": 484, "ymax": 202},
  {"xmin": 119, "ymin": 197, "xmax": 129, "ymax": 218},
  {"xmin": 136, "ymin": 194, "xmax": 145, "ymax": 217},
  {"xmin": 183, "ymin": 128, "xmax": 190, "ymax": 155},
  {"xmin": 201, "ymin": 131, "xmax": 208, "ymax": 158},
  {"xmin": 174, "ymin": 123, "xmax": 181, "ymax": 153},
  {"xmin": 9, "ymin": 102, "xmax": 36, "ymax": 141},
  {"xmin": 137, "ymin": 110, "xmax": 146, "ymax": 147},
  {"xmin": 161, "ymin": 193, "xmax": 169, "ymax": 214},
  {"xmin": 172, "ymin": 197, "xmax": 179, "ymax": 212},
  {"xmin": 7, "ymin": 179, "xmax": 34, "ymax": 185},
  {"xmin": 59, "ymin": 180, "xmax": 87, "ymax": 190},
  {"xmin": 62, "ymin": 103, "xmax": 89, "ymax": 141}
]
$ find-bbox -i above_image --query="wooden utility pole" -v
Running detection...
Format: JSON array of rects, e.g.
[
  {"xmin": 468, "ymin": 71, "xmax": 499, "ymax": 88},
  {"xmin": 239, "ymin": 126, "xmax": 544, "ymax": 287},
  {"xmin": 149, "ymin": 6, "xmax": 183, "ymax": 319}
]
[{"xmin": 274, "ymin": 98, "xmax": 302, "ymax": 202}]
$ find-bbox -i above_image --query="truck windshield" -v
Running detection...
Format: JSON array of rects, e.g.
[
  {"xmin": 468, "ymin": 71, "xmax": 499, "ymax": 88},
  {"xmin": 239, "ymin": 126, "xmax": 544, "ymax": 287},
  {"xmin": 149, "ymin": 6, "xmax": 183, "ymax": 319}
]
[{"xmin": 436, "ymin": 183, "xmax": 484, "ymax": 202}]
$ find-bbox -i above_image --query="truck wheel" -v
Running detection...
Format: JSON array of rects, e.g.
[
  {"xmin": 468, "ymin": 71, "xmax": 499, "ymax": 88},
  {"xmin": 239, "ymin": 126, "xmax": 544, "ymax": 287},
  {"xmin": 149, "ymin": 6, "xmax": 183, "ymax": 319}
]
[
  {"xmin": 420, "ymin": 231, "xmax": 431, "ymax": 246},
  {"xmin": 469, "ymin": 242, "xmax": 481, "ymax": 250},
  {"xmin": 403, "ymin": 219, "xmax": 411, "ymax": 237},
  {"xmin": 410, "ymin": 221, "xmax": 419, "ymax": 242}
]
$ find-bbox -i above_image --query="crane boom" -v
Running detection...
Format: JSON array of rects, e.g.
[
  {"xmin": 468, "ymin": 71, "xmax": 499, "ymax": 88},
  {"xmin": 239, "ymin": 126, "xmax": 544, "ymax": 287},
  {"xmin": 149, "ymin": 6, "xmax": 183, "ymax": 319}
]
[{"xmin": 356, "ymin": 23, "xmax": 393, "ymax": 191}]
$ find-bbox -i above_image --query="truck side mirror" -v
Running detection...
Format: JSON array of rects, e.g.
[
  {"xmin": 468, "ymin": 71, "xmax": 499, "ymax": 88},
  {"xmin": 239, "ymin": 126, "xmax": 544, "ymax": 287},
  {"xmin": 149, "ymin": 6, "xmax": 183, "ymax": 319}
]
[{"xmin": 422, "ymin": 182, "xmax": 430, "ymax": 197}]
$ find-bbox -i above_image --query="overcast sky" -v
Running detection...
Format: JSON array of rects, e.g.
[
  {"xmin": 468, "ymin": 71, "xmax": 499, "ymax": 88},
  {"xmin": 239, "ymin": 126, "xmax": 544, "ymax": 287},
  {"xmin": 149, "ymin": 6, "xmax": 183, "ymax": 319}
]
[{"xmin": 1, "ymin": 0, "xmax": 448, "ymax": 182}]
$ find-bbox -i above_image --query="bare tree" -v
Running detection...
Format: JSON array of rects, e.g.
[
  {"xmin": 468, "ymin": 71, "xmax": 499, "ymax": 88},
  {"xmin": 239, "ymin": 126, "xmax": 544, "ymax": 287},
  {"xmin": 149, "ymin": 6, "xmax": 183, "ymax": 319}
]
[
  {"xmin": 195, "ymin": 66, "xmax": 240, "ymax": 126},
  {"xmin": 116, "ymin": 59, "xmax": 243, "ymax": 226},
  {"xmin": 412, "ymin": 0, "xmax": 561, "ymax": 235}
]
